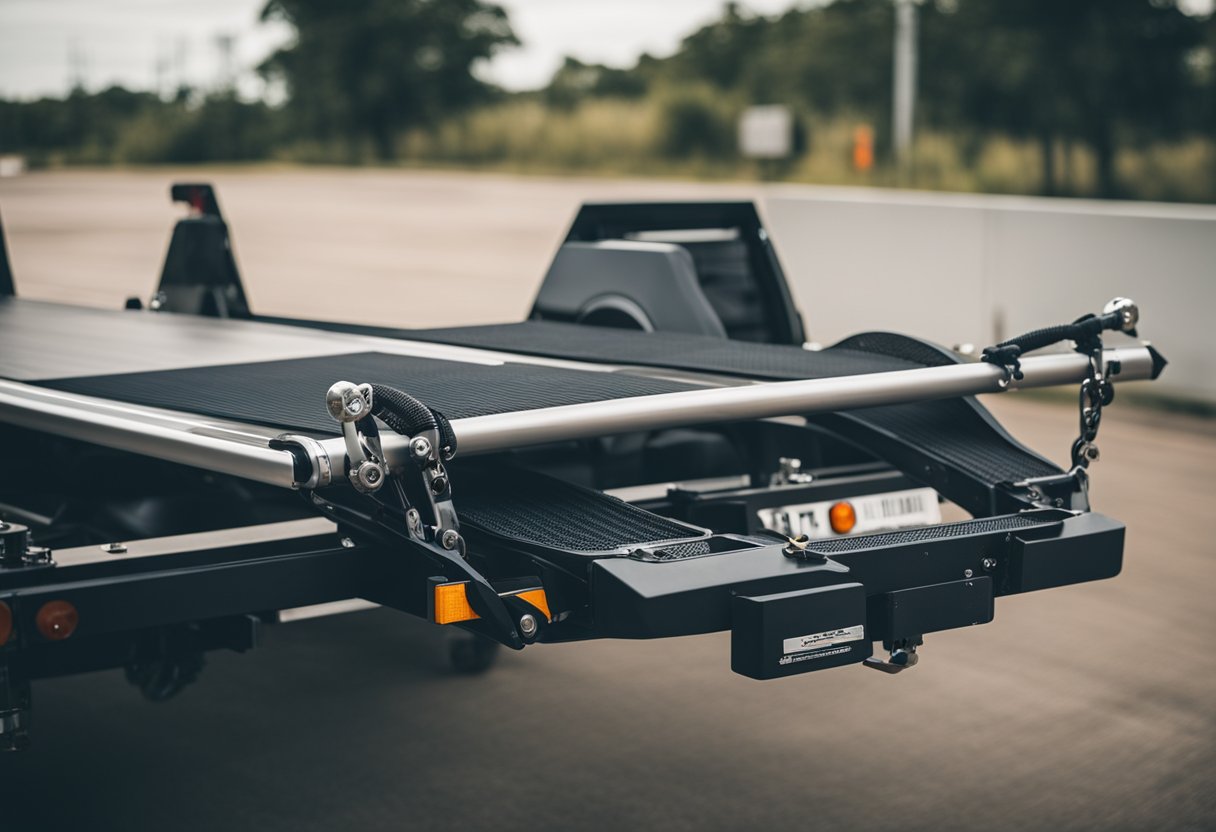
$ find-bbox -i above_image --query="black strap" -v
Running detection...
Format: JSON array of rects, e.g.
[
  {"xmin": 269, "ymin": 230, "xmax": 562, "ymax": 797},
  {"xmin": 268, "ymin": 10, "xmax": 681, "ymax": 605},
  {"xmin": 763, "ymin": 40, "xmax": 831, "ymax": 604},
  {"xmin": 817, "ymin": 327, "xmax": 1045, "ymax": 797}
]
[
  {"xmin": 982, "ymin": 310, "xmax": 1121, "ymax": 380},
  {"xmin": 368, "ymin": 383, "xmax": 457, "ymax": 457}
]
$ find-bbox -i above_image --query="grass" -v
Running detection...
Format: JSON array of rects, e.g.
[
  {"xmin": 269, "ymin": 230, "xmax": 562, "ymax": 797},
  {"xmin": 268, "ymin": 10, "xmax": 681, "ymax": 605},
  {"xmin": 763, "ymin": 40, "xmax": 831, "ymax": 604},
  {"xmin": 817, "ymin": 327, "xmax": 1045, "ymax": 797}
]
[{"xmin": 373, "ymin": 97, "xmax": 1216, "ymax": 203}]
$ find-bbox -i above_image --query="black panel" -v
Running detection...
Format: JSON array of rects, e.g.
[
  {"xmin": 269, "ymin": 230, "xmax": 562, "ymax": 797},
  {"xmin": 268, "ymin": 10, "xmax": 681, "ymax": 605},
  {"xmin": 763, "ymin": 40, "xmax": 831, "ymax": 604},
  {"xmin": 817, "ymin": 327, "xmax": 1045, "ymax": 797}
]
[
  {"xmin": 408, "ymin": 320, "xmax": 921, "ymax": 379},
  {"xmin": 0, "ymin": 209, "xmax": 14, "ymax": 297},
  {"xmin": 732, "ymin": 583, "xmax": 872, "ymax": 679},
  {"xmin": 560, "ymin": 201, "xmax": 805, "ymax": 344},
  {"xmin": 37, "ymin": 352, "xmax": 699, "ymax": 435},
  {"xmin": 882, "ymin": 577, "xmax": 994, "ymax": 641}
]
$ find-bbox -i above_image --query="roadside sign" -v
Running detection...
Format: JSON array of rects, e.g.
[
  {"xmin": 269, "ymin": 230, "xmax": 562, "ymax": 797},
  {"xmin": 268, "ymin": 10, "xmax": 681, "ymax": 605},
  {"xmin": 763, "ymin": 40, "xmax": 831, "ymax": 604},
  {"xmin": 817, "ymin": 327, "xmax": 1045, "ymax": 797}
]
[{"xmin": 739, "ymin": 106, "xmax": 792, "ymax": 159}]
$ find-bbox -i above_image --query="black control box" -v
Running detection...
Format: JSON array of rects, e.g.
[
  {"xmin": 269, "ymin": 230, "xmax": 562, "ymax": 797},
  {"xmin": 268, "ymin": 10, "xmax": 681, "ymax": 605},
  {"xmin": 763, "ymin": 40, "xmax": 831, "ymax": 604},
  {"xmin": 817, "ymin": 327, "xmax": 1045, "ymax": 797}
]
[{"xmin": 731, "ymin": 582, "xmax": 872, "ymax": 679}]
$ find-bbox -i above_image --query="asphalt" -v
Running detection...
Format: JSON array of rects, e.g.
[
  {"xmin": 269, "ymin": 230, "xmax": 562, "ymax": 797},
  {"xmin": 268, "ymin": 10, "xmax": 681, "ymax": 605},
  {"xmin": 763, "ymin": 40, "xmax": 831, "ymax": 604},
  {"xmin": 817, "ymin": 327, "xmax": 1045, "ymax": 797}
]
[{"xmin": 0, "ymin": 170, "xmax": 1213, "ymax": 832}]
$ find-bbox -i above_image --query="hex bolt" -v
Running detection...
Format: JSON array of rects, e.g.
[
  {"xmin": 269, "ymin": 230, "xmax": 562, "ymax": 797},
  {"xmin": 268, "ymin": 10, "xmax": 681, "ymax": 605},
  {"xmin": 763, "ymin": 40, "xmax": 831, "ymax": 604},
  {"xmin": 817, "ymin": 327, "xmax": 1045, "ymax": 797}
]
[
  {"xmin": 430, "ymin": 475, "xmax": 448, "ymax": 494},
  {"xmin": 982, "ymin": 557, "xmax": 997, "ymax": 571},
  {"xmin": 519, "ymin": 614, "xmax": 538, "ymax": 638},
  {"xmin": 963, "ymin": 568, "xmax": 974, "ymax": 578},
  {"xmin": 410, "ymin": 437, "xmax": 432, "ymax": 459},
  {"xmin": 340, "ymin": 537, "xmax": 356, "ymax": 549},
  {"xmin": 441, "ymin": 530, "xmax": 461, "ymax": 551}
]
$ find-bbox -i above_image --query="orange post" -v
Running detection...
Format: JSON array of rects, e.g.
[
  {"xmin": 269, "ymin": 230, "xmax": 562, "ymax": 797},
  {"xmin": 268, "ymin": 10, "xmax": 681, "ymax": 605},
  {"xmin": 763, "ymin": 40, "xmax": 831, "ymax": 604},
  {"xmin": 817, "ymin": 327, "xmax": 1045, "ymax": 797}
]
[{"xmin": 852, "ymin": 125, "xmax": 874, "ymax": 172}]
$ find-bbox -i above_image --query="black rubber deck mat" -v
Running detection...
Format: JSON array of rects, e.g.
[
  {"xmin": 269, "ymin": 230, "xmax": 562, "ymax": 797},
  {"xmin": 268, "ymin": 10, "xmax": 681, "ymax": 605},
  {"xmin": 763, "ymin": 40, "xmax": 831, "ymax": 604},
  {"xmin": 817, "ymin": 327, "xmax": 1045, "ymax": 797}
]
[
  {"xmin": 338, "ymin": 319, "xmax": 929, "ymax": 380},
  {"xmin": 36, "ymin": 352, "xmax": 699, "ymax": 436},
  {"xmin": 456, "ymin": 467, "xmax": 705, "ymax": 552}
]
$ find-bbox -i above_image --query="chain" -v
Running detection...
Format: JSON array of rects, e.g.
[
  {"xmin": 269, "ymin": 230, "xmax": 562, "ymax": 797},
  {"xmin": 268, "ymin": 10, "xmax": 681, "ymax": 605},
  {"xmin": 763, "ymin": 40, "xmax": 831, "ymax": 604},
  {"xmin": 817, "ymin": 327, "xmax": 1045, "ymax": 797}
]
[{"xmin": 1070, "ymin": 342, "xmax": 1115, "ymax": 469}]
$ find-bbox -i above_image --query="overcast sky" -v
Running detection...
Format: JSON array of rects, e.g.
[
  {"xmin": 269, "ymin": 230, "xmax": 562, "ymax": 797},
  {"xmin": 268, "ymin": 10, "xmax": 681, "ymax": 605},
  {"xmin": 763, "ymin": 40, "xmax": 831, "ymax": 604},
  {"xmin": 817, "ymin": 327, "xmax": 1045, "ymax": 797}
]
[
  {"xmin": 3, "ymin": 0, "xmax": 1212, "ymax": 101},
  {"xmin": 0, "ymin": 0, "xmax": 803, "ymax": 100}
]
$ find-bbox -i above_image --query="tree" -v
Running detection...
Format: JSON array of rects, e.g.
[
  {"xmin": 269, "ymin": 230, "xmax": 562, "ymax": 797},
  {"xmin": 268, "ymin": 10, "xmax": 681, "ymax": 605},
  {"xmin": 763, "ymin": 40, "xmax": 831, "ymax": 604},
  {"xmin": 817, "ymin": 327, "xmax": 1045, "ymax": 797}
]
[
  {"xmin": 259, "ymin": 0, "xmax": 518, "ymax": 160},
  {"xmin": 924, "ymin": 0, "xmax": 1207, "ymax": 197}
]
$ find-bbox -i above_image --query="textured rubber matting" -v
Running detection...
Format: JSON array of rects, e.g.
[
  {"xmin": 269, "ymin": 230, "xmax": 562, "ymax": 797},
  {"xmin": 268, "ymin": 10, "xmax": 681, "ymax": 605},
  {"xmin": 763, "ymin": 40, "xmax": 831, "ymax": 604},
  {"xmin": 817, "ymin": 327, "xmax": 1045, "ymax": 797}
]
[
  {"xmin": 829, "ymin": 399, "xmax": 1061, "ymax": 483},
  {"xmin": 37, "ymin": 352, "xmax": 699, "ymax": 435},
  {"xmin": 804, "ymin": 513, "xmax": 1048, "ymax": 555},
  {"xmin": 408, "ymin": 321, "xmax": 927, "ymax": 380},
  {"xmin": 456, "ymin": 467, "xmax": 705, "ymax": 552}
]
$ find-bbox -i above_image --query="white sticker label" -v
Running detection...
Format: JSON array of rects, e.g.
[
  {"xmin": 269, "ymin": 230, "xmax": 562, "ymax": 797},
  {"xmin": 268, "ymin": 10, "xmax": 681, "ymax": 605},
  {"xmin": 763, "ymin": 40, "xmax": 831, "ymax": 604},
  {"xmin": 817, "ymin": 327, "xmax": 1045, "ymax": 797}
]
[{"xmin": 782, "ymin": 625, "xmax": 865, "ymax": 656}]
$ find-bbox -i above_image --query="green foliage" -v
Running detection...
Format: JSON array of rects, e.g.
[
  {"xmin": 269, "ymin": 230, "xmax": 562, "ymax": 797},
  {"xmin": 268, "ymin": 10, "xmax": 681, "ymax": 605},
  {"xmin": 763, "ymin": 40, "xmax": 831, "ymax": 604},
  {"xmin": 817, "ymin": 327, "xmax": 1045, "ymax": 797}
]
[
  {"xmin": 258, "ymin": 0, "xmax": 518, "ymax": 159},
  {"xmin": 1, "ymin": 0, "xmax": 1213, "ymax": 202},
  {"xmin": 654, "ymin": 85, "xmax": 736, "ymax": 159},
  {"xmin": 545, "ymin": 58, "xmax": 647, "ymax": 110},
  {"xmin": 0, "ymin": 89, "xmax": 282, "ymax": 165},
  {"xmin": 920, "ymin": 0, "xmax": 1211, "ymax": 196}
]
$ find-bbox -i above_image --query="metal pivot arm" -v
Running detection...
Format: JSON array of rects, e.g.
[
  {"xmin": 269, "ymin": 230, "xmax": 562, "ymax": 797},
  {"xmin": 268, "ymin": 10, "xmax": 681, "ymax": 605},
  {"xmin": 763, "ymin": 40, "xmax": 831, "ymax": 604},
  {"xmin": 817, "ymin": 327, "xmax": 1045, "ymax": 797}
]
[
  {"xmin": 319, "ymin": 382, "xmax": 544, "ymax": 649},
  {"xmin": 324, "ymin": 380, "xmax": 463, "ymax": 555}
]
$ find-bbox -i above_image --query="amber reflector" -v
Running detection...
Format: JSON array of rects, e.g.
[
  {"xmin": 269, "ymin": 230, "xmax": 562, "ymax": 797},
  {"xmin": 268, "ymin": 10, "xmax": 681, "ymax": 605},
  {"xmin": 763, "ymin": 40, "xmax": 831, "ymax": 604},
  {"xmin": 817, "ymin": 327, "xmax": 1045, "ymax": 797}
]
[
  {"xmin": 828, "ymin": 501, "xmax": 857, "ymax": 534},
  {"xmin": 433, "ymin": 583, "xmax": 480, "ymax": 625},
  {"xmin": 35, "ymin": 600, "xmax": 79, "ymax": 641},
  {"xmin": 0, "ymin": 601, "xmax": 12, "ymax": 647}
]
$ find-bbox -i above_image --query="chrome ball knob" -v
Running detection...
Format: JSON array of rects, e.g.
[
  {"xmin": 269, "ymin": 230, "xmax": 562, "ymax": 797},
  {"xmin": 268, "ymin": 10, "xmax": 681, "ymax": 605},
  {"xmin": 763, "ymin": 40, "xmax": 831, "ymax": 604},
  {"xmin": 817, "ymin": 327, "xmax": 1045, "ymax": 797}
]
[
  {"xmin": 326, "ymin": 380, "xmax": 370, "ymax": 423},
  {"xmin": 1103, "ymin": 297, "xmax": 1139, "ymax": 333}
]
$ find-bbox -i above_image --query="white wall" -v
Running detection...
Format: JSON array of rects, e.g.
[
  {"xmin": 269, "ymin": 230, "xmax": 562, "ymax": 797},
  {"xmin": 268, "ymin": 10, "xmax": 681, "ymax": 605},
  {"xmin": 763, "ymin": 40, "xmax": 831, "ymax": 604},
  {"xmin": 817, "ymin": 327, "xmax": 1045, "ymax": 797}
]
[{"xmin": 763, "ymin": 188, "xmax": 1216, "ymax": 402}]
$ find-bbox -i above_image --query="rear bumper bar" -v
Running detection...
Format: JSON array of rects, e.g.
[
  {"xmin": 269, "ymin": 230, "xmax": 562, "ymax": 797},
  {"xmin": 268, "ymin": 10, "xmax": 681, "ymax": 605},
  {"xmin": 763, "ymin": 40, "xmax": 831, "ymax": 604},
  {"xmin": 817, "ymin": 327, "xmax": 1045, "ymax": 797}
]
[{"xmin": 1, "ymin": 509, "xmax": 1121, "ymax": 681}]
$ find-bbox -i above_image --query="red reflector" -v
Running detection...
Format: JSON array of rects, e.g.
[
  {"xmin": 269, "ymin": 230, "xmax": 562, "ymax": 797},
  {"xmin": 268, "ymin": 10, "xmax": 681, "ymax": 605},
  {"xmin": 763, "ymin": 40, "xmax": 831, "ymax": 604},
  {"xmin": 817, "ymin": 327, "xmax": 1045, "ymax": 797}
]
[
  {"xmin": 35, "ymin": 600, "xmax": 78, "ymax": 641},
  {"xmin": 0, "ymin": 601, "xmax": 11, "ymax": 647}
]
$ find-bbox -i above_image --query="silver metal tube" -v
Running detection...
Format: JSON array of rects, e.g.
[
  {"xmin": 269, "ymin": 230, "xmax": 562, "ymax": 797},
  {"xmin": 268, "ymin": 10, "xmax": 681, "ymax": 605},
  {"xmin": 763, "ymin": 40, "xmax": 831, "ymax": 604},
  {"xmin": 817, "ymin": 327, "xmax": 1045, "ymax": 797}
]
[
  {"xmin": 1, "ymin": 345, "xmax": 1159, "ymax": 490},
  {"xmin": 400, "ymin": 345, "xmax": 1160, "ymax": 458},
  {"xmin": 0, "ymin": 380, "xmax": 301, "ymax": 489}
]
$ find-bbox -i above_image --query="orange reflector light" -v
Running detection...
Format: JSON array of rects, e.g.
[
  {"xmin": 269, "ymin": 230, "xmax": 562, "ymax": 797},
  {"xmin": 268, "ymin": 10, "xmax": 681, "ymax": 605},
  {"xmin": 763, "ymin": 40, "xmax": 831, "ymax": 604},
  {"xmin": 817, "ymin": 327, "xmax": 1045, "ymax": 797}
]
[
  {"xmin": 512, "ymin": 588, "xmax": 552, "ymax": 622},
  {"xmin": 433, "ymin": 583, "xmax": 480, "ymax": 625},
  {"xmin": 828, "ymin": 501, "xmax": 857, "ymax": 534},
  {"xmin": 0, "ymin": 601, "xmax": 11, "ymax": 647},
  {"xmin": 35, "ymin": 599, "xmax": 79, "ymax": 641}
]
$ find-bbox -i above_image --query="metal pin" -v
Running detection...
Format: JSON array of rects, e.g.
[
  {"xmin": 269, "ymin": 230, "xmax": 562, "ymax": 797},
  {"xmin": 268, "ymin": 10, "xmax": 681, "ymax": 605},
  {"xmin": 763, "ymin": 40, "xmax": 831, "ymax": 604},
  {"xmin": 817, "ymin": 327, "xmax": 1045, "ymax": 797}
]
[{"xmin": 519, "ymin": 614, "xmax": 538, "ymax": 637}]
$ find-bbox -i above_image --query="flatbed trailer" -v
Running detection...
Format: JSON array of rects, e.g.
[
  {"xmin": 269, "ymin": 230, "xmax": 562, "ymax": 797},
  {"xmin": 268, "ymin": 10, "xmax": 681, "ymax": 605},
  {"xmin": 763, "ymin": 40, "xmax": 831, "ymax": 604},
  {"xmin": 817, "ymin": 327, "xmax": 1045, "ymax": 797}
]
[{"xmin": 0, "ymin": 186, "xmax": 1165, "ymax": 748}]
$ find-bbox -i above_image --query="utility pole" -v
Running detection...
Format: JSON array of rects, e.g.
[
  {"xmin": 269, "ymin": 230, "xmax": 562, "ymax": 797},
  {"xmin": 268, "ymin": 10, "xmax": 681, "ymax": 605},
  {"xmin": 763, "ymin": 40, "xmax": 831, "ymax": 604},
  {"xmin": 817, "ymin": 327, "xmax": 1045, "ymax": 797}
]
[
  {"xmin": 215, "ymin": 34, "xmax": 236, "ymax": 92},
  {"xmin": 891, "ymin": 0, "xmax": 919, "ymax": 166},
  {"xmin": 68, "ymin": 41, "xmax": 87, "ymax": 93}
]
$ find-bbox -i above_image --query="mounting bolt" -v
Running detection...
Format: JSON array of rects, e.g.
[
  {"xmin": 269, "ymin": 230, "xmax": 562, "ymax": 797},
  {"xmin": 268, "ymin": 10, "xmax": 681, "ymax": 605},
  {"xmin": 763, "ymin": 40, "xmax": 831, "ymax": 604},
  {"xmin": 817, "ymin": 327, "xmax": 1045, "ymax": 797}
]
[
  {"xmin": 24, "ymin": 545, "xmax": 52, "ymax": 565},
  {"xmin": 102, "ymin": 542, "xmax": 127, "ymax": 555},
  {"xmin": 981, "ymin": 557, "xmax": 997, "ymax": 571},
  {"xmin": 441, "ymin": 530, "xmax": 461, "ymax": 551},
  {"xmin": 963, "ymin": 568, "xmax": 974, "ymax": 578},
  {"xmin": 519, "ymin": 614, "xmax": 538, "ymax": 638},
  {"xmin": 410, "ymin": 437, "xmax": 432, "ymax": 459},
  {"xmin": 340, "ymin": 537, "xmax": 356, "ymax": 549},
  {"xmin": 430, "ymin": 475, "xmax": 448, "ymax": 494}
]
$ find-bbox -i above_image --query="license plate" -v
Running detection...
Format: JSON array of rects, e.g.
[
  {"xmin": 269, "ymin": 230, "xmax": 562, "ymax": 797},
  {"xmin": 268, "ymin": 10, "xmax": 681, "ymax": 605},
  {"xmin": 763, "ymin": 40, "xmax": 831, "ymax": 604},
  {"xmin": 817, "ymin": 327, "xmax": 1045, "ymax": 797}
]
[{"xmin": 756, "ymin": 487, "xmax": 941, "ymax": 540}]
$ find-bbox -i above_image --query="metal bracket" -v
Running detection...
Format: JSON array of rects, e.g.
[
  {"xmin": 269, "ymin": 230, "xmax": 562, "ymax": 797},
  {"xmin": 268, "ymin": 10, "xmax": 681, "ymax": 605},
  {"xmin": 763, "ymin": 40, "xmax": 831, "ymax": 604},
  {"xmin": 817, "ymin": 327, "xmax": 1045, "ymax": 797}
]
[
  {"xmin": 325, "ymin": 381, "xmax": 465, "ymax": 558},
  {"xmin": 862, "ymin": 636, "xmax": 921, "ymax": 674},
  {"xmin": 1007, "ymin": 467, "xmax": 1091, "ymax": 512}
]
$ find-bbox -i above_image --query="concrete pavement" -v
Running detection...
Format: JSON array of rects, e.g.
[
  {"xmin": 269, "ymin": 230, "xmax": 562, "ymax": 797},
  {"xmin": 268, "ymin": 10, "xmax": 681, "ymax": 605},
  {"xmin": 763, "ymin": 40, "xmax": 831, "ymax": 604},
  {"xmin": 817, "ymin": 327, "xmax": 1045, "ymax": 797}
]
[{"xmin": 0, "ymin": 169, "xmax": 1212, "ymax": 831}]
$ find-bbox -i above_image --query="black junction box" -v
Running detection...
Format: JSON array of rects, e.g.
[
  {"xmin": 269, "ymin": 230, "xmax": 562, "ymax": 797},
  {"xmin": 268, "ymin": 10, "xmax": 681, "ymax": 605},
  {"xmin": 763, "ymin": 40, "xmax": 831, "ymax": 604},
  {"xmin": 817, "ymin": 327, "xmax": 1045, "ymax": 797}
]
[{"xmin": 731, "ymin": 582, "xmax": 871, "ymax": 679}]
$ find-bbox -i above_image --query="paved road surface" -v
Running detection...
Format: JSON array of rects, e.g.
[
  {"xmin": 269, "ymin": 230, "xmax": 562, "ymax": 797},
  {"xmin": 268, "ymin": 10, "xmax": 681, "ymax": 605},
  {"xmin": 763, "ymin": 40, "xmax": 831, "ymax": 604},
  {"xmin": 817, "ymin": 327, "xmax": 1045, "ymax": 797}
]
[{"xmin": 0, "ymin": 170, "xmax": 1213, "ymax": 831}]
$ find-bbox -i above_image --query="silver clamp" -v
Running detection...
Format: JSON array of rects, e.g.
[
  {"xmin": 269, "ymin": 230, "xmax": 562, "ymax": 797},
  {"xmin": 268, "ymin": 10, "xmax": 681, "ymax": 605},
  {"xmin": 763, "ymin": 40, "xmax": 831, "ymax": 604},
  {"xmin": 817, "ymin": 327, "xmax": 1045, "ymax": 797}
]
[
  {"xmin": 325, "ymin": 380, "xmax": 465, "ymax": 558},
  {"xmin": 326, "ymin": 381, "xmax": 388, "ymax": 493}
]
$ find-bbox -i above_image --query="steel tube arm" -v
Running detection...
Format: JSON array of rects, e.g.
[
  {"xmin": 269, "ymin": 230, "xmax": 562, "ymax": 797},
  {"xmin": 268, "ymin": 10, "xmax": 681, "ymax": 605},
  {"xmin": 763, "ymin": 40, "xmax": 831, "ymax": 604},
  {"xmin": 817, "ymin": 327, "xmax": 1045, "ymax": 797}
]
[{"xmin": 434, "ymin": 344, "xmax": 1165, "ymax": 456}]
